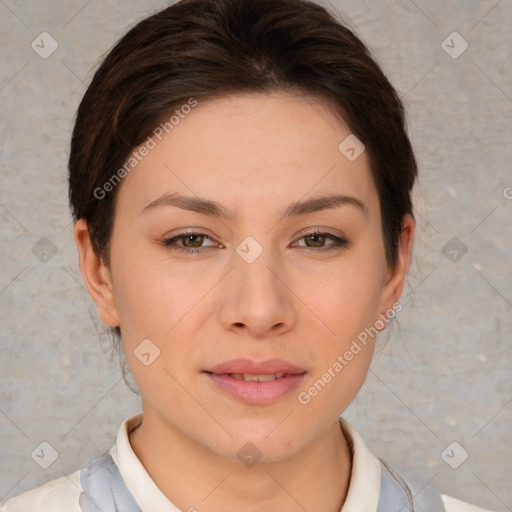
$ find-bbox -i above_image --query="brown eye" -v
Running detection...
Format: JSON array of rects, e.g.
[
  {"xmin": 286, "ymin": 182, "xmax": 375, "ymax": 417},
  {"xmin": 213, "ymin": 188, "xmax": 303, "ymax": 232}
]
[
  {"xmin": 181, "ymin": 234, "xmax": 205, "ymax": 248},
  {"xmin": 163, "ymin": 231, "xmax": 218, "ymax": 254},
  {"xmin": 295, "ymin": 231, "xmax": 350, "ymax": 251},
  {"xmin": 304, "ymin": 233, "xmax": 327, "ymax": 247}
]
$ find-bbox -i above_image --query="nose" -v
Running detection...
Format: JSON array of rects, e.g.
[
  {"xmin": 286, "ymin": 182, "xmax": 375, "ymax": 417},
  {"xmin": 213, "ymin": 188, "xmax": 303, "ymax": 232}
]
[{"xmin": 218, "ymin": 243, "xmax": 296, "ymax": 339}]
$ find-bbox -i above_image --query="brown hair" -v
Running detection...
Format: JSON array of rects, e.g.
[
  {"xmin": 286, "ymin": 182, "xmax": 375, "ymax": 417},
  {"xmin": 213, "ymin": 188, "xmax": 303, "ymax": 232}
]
[{"xmin": 69, "ymin": 0, "xmax": 417, "ymax": 347}]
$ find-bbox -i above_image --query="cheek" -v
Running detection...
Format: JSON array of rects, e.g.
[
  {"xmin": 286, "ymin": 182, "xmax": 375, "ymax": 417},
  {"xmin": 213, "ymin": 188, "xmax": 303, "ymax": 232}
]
[
  {"xmin": 110, "ymin": 242, "xmax": 193, "ymax": 337},
  {"xmin": 296, "ymin": 271, "xmax": 379, "ymax": 416},
  {"xmin": 111, "ymin": 254, "xmax": 199, "ymax": 402},
  {"xmin": 295, "ymin": 249, "xmax": 384, "ymax": 394},
  {"xmin": 306, "ymin": 256, "xmax": 384, "ymax": 340}
]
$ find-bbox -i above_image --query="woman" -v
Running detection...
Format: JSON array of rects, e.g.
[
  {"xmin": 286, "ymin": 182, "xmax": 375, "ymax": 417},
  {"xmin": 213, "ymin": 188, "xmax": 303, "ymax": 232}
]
[{"xmin": 0, "ymin": 0, "xmax": 498, "ymax": 510}]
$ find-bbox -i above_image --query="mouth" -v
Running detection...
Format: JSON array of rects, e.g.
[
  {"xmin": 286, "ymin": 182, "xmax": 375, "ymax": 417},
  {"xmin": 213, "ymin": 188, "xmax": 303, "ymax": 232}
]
[{"xmin": 203, "ymin": 359, "xmax": 307, "ymax": 404}]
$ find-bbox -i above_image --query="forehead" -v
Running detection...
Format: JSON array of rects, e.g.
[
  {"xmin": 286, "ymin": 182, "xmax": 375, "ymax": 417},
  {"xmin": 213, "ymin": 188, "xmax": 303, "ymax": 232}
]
[{"xmin": 116, "ymin": 91, "xmax": 378, "ymax": 220}]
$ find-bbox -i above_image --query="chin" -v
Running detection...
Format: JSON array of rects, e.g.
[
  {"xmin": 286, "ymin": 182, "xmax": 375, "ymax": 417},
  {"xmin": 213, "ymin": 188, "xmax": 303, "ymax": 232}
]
[{"xmin": 206, "ymin": 421, "xmax": 304, "ymax": 464}]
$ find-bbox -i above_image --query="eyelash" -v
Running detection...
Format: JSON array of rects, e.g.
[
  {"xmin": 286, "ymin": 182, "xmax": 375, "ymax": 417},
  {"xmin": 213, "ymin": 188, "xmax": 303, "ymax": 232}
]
[{"xmin": 162, "ymin": 230, "xmax": 350, "ymax": 254}]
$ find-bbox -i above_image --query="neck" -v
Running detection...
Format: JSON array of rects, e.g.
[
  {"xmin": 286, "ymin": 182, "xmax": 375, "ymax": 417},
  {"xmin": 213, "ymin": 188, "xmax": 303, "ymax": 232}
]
[{"xmin": 129, "ymin": 406, "xmax": 353, "ymax": 512}]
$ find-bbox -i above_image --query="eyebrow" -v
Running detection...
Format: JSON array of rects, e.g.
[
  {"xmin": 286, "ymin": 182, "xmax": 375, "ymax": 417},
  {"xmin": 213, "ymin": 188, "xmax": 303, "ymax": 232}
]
[{"xmin": 140, "ymin": 192, "xmax": 368, "ymax": 220}]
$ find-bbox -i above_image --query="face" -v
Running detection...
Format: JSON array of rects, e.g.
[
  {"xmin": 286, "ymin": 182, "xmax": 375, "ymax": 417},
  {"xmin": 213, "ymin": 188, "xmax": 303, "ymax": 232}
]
[{"xmin": 76, "ymin": 91, "xmax": 413, "ymax": 462}]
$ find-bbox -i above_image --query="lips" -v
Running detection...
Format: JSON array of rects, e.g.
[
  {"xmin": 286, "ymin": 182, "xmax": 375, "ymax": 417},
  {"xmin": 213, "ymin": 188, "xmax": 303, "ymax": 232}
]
[
  {"xmin": 205, "ymin": 358, "xmax": 307, "ymax": 376},
  {"xmin": 203, "ymin": 358, "xmax": 307, "ymax": 405}
]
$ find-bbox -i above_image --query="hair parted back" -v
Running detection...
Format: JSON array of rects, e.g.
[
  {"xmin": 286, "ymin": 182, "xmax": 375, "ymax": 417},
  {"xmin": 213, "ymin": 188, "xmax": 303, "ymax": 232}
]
[{"xmin": 69, "ymin": 0, "xmax": 417, "ymax": 346}]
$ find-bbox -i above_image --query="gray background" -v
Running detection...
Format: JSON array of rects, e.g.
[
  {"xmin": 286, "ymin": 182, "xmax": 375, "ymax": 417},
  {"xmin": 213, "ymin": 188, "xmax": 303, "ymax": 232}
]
[{"xmin": 1, "ymin": 0, "xmax": 511, "ymax": 510}]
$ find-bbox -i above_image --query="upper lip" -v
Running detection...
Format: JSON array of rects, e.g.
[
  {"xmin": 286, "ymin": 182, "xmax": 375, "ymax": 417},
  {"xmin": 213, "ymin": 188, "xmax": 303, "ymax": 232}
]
[{"xmin": 205, "ymin": 358, "xmax": 306, "ymax": 375}]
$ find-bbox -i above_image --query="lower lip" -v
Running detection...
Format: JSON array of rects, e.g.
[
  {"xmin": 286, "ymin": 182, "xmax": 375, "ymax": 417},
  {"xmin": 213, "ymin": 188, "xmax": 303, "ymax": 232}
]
[{"xmin": 204, "ymin": 372, "xmax": 306, "ymax": 405}]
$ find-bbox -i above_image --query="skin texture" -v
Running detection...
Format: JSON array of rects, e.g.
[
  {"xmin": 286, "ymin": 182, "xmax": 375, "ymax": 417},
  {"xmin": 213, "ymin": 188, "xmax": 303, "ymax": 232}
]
[{"xmin": 74, "ymin": 91, "xmax": 414, "ymax": 512}]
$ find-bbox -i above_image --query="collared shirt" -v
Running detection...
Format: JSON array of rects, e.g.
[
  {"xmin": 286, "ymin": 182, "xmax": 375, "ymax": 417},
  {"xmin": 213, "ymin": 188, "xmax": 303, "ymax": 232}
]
[{"xmin": 0, "ymin": 413, "xmax": 496, "ymax": 512}]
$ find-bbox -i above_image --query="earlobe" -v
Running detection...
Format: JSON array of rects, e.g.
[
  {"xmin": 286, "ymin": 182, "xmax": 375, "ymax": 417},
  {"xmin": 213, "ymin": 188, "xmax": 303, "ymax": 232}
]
[{"xmin": 73, "ymin": 219, "xmax": 120, "ymax": 327}]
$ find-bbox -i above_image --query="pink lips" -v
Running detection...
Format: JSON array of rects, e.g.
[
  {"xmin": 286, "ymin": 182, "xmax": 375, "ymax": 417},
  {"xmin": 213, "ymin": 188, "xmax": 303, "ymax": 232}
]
[{"xmin": 203, "ymin": 358, "xmax": 307, "ymax": 405}]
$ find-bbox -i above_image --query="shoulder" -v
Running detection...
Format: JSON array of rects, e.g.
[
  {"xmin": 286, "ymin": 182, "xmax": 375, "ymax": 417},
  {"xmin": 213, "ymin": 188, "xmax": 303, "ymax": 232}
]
[
  {"xmin": 380, "ymin": 459, "xmax": 499, "ymax": 512},
  {"xmin": 0, "ymin": 416, "xmax": 139, "ymax": 512},
  {"xmin": 441, "ymin": 494, "xmax": 500, "ymax": 512},
  {"xmin": 340, "ymin": 416, "xmax": 499, "ymax": 512},
  {"xmin": 0, "ymin": 470, "xmax": 82, "ymax": 512}
]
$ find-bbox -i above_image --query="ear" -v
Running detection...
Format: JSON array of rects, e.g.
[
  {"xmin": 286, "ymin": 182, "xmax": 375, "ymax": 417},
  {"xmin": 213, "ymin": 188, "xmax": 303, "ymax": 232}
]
[
  {"xmin": 73, "ymin": 218, "xmax": 120, "ymax": 327},
  {"xmin": 377, "ymin": 213, "xmax": 415, "ymax": 329}
]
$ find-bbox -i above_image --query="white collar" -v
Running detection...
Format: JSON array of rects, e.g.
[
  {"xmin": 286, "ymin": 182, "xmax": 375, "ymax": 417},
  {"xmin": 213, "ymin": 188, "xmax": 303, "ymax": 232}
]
[
  {"xmin": 109, "ymin": 413, "xmax": 381, "ymax": 512},
  {"xmin": 339, "ymin": 416, "xmax": 381, "ymax": 511}
]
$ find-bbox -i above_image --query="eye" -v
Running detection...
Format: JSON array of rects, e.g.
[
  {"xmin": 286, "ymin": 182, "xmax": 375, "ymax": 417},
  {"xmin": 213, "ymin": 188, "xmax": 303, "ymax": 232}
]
[
  {"xmin": 293, "ymin": 230, "xmax": 350, "ymax": 251},
  {"xmin": 162, "ymin": 232, "xmax": 220, "ymax": 254}
]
